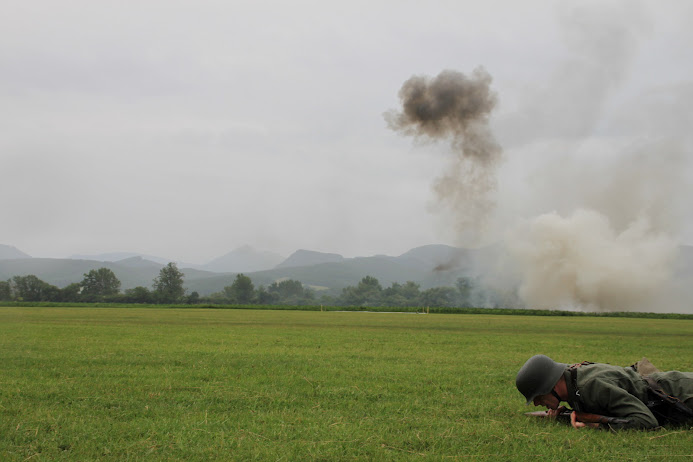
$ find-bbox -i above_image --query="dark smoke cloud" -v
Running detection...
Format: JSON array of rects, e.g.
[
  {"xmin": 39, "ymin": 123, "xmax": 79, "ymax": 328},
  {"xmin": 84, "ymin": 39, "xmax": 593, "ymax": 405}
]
[
  {"xmin": 385, "ymin": 68, "xmax": 500, "ymax": 161},
  {"xmin": 385, "ymin": 67, "xmax": 502, "ymax": 243}
]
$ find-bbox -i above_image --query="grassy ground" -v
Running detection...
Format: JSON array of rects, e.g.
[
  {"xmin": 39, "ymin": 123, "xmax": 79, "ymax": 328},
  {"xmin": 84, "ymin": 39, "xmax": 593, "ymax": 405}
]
[{"xmin": 1, "ymin": 306, "xmax": 692, "ymax": 461}]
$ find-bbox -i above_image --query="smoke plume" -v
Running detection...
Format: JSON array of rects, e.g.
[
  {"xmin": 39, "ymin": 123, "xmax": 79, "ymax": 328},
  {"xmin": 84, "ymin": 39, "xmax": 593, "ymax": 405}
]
[
  {"xmin": 385, "ymin": 68, "xmax": 502, "ymax": 243},
  {"xmin": 494, "ymin": 2, "xmax": 691, "ymax": 312},
  {"xmin": 388, "ymin": 3, "xmax": 693, "ymax": 313}
]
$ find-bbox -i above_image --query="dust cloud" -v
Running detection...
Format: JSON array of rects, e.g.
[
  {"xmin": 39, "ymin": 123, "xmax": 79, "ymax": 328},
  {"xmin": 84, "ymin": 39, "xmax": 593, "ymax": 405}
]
[{"xmin": 505, "ymin": 209, "xmax": 678, "ymax": 311}]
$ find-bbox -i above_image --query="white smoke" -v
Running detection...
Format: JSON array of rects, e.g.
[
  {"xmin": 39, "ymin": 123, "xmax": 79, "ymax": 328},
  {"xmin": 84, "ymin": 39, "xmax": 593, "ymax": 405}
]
[
  {"xmin": 505, "ymin": 209, "xmax": 677, "ymax": 311},
  {"xmin": 492, "ymin": 2, "xmax": 692, "ymax": 313},
  {"xmin": 495, "ymin": 136, "xmax": 691, "ymax": 312}
]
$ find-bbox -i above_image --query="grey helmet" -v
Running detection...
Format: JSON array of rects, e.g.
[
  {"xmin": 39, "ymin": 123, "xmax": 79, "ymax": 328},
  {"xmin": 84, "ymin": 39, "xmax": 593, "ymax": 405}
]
[{"xmin": 516, "ymin": 355, "xmax": 567, "ymax": 404}]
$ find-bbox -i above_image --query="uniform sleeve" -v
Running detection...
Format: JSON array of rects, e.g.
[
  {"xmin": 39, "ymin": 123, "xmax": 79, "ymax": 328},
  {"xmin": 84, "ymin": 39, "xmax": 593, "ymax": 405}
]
[{"xmin": 583, "ymin": 379, "xmax": 659, "ymax": 430}]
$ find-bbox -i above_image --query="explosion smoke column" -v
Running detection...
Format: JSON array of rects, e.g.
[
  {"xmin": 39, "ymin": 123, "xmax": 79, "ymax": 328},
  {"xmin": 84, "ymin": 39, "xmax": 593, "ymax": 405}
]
[
  {"xmin": 386, "ymin": 2, "xmax": 693, "ymax": 313},
  {"xmin": 385, "ymin": 67, "xmax": 502, "ymax": 243}
]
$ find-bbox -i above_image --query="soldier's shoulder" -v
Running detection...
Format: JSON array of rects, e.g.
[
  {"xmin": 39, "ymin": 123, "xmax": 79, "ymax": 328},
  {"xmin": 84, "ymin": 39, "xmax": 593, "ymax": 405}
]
[{"xmin": 578, "ymin": 363, "xmax": 629, "ymax": 383}]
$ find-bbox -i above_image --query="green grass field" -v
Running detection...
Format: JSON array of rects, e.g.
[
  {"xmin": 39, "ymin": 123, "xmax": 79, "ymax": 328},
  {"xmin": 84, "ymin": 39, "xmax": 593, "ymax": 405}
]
[{"xmin": 1, "ymin": 307, "xmax": 692, "ymax": 461}]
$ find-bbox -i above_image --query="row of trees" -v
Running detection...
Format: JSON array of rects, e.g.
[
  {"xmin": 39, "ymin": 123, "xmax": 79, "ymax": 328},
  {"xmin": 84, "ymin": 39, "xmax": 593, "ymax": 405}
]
[
  {"xmin": 171, "ymin": 273, "xmax": 474, "ymax": 307},
  {"xmin": 0, "ymin": 264, "xmax": 483, "ymax": 308},
  {"xmin": 208, "ymin": 276, "xmax": 316, "ymax": 305},
  {"xmin": 0, "ymin": 263, "xmax": 189, "ymax": 304},
  {"xmin": 334, "ymin": 276, "xmax": 473, "ymax": 308}
]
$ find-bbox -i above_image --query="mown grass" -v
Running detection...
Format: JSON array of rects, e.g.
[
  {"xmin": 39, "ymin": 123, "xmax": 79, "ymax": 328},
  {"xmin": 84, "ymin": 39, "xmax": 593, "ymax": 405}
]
[
  {"xmin": 4, "ymin": 301, "xmax": 693, "ymax": 320},
  {"xmin": 1, "ymin": 306, "xmax": 692, "ymax": 461}
]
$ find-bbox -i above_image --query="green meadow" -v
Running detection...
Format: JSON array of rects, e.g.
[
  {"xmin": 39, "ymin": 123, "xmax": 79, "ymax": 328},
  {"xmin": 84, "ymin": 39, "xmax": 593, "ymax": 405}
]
[{"xmin": 1, "ymin": 307, "xmax": 692, "ymax": 461}]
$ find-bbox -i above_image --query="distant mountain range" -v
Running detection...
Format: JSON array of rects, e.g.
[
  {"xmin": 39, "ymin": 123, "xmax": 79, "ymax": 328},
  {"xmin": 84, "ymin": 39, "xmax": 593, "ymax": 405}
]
[
  {"xmin": 182, "ymin": 245, "xmax": 491, "ymax": 295},
  {"xmin": 68, "ymin": 252, "xmax": 175, "ymax": 266},
  {"xmin": 2, "ymin": 243, "xmax": 692, "ymax": 298},
  {"xmin": 0, "ymin": 243, "xmax": 485, "ymax": 295},
  {"xmin": 67, "ymin": 246, "xmax": 285, "ymax": 273}
]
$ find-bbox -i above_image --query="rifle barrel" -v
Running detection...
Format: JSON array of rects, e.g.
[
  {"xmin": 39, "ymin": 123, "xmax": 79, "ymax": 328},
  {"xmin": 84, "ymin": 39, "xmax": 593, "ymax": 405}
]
[{"xmin": 526, "ymin": 410, "xmax": 630, "ymax": 425}]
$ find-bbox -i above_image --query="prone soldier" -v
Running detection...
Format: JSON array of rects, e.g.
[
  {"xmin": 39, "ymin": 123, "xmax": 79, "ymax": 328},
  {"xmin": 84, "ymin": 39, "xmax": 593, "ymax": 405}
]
[{"xmin": 516, "ymin": 355, "xmax": 693, "ymax": 430}]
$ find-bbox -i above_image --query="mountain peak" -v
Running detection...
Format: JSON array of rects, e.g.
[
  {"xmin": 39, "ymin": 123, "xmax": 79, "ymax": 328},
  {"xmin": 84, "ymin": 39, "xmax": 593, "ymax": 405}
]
[
  {"xmin": 397, "ymin": 244, "xmax": 471, "ymax": 271},
  {"xmin": 114, "ymin": 256, "xmax": 164, "ymax": 269},
  {"xmin": 276, "ymin": 249, "xmax": 344, "ymax": 269},
  {"xmin": 68, "ymin": 252, "xmax": 173, "ymax": 265},
  {"xmin": 0, "ymin": 244, "xmax": 31, "ymax": 260},
  {"xmin": 202, "ymin": 246, "xmax": 285, "ymax": 273}
]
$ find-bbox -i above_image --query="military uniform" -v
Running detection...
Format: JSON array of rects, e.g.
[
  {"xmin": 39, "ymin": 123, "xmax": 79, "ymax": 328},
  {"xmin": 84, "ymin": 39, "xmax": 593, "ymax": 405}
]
[{"xmin": 565, "ymin": 362, "xmax": 693, "ymax": 430}]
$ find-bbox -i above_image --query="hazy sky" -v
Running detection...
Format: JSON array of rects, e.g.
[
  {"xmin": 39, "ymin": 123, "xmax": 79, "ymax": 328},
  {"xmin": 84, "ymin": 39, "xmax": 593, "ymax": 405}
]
[{"xmin": 3, "ymin": 0, "xmax": 692, "ymax": 264}]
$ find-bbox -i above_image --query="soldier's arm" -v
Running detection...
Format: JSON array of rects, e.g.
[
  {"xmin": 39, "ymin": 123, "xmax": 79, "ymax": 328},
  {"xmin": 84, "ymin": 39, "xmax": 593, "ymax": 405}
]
[{"xmin": 584, "ymin": 380, "xmax": 659, "ymax": 430}]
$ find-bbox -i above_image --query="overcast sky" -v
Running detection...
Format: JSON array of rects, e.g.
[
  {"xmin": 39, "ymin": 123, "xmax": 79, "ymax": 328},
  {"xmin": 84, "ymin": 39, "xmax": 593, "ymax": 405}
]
[{"xmin": 2, "ymin": 0, "xmax": 692, "ymax": 264}]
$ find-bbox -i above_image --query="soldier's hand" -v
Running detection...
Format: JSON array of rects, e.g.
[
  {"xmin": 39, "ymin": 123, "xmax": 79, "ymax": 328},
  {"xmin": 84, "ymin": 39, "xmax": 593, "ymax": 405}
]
[
  {"xmin": 570, "ymin": 411, "xmax": 599, "ymax": 429},
  {"xmin": 546, "ymin": 406, "xmax": 566, "ymax": 419}
]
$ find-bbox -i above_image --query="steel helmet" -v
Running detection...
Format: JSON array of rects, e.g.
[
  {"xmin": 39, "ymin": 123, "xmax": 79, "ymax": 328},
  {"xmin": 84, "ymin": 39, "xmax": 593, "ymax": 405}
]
[{"xmin": 516, "ymin": 355, "xmax": 567, "ymax": 405}]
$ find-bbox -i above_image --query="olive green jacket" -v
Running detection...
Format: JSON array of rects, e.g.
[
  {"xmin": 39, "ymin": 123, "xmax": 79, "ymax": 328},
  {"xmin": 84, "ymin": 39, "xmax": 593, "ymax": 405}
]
[{"xmin": 564, "ymin": 363, "xmax": 693, "ymax": 430}]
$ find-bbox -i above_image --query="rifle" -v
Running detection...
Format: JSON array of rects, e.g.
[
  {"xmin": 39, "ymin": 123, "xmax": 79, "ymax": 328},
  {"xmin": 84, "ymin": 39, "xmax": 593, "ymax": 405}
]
[{"xmin": 526, "ymin": 409, "xmax": 631, "ymax": 426}]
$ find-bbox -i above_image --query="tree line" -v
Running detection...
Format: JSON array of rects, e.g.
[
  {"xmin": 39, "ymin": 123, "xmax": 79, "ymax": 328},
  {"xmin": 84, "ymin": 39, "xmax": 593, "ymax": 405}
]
[
  {"xmin": 0, "ymin": 263, "xmax": 484, "ymax": 308},
  {"xmin": 0, "ymin": 263, "xmax": 189, "ymax": 304}
]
